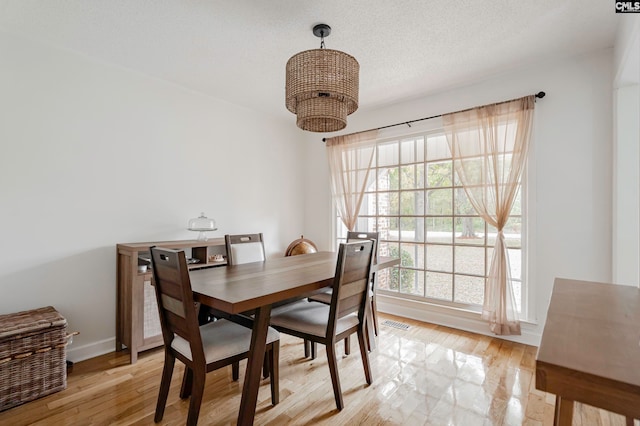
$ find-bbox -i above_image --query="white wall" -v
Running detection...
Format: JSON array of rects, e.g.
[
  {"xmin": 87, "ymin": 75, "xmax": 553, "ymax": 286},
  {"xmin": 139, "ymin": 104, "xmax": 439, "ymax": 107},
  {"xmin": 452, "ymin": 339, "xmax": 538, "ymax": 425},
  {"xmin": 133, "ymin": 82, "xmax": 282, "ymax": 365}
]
[
  {"xmin": 0, "ymin": 31, "xmax": 305, "ymax": 361},
  {"xmin": 304, "ymin": 48, "xmax": 613, "ymax": 345},
  {"xmin": 614, "ymin": 84, "xmax": 640, "ymax": 286},
  {"xmin": 0, "ymin": 27, "xmax": 620, "ymax": 359},
  {"xmin": 612, "ymin": 17, "xmax": 640, "ymax": 286},
  {"xmin": 614, "ymin": 16, "xmax": 640, "ymax": 87}
]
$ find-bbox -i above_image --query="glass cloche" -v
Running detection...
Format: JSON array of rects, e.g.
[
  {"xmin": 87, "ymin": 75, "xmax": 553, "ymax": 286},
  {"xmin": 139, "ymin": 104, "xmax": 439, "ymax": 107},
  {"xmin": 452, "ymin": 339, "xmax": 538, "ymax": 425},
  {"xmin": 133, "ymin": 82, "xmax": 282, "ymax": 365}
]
[{"xmin": 188, "ymin": 212, "xmax": 217, "ymax": 241}]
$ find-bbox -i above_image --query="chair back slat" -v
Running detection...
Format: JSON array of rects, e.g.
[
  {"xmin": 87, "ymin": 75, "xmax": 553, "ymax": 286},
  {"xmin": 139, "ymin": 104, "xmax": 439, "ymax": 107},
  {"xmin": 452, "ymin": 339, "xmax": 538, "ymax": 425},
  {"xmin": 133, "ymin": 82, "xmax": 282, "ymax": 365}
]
[
  {"xmin": 163, "ymin": 310, "xmax": 191, "ymax": 337},
  {"xmin": 150, "ymin": 247, "xmax": 205, "ymax": 363},
  {"xmin": 336, "ymin": 290, "xmax": 367, "ymax": 318},
  {"xmin": 153, "ymin": 269, "xmax": 185, "ymax": 301},
  {"xmin": 346, "ymin": 231, "xmax": 379, "ymax": 263},
  {"xmin": 327, "ymin": 241, "xmax": 374, "ymax": 336},
  {"xmin": 161, "ymin": 294, "xmax": 187, "ymax": 318},
  {"xmin": 225, "ymin": 233, "xmax": 266, "ymax": 265},
  {"xmin": 338, "ymin": 278, "xmax": 368, "ymax": 300},
  {"xmin": 153, "ymin": 262, "xmax": 182, "ymax": 286}
]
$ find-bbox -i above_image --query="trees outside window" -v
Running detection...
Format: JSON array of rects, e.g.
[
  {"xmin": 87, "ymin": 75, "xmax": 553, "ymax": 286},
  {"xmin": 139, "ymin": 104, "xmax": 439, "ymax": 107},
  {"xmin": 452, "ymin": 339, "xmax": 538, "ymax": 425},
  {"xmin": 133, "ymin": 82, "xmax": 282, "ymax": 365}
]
[{"xmin": 336, "ymin": 132, "xmax": 525, "ymax": 313}]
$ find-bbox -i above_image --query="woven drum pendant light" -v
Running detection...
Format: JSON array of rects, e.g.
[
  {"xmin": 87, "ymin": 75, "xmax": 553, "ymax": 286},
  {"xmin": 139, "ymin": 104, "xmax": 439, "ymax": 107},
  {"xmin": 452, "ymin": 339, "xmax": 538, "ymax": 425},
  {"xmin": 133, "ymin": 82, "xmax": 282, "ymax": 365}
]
[{"xmin": 285, "ymin": 24, "xmax": 359, "ymax": 132}]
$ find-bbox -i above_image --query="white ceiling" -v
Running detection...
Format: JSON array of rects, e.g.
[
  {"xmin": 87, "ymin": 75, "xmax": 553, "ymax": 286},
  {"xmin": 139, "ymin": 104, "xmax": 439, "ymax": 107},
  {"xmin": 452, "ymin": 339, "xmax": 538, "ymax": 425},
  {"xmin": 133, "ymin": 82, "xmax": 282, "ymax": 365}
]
[{"xmin": 0, "ymin": 1, "xmax": 619, "ymax": 120}]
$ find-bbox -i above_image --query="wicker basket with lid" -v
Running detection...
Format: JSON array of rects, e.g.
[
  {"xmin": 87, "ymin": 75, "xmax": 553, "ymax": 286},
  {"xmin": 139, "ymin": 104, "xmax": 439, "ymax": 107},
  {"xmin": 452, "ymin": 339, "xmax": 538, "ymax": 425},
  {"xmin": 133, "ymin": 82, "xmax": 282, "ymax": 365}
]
[{"xmin": 0, "ymin": 306, "xmax": 68, "ymax": 411}]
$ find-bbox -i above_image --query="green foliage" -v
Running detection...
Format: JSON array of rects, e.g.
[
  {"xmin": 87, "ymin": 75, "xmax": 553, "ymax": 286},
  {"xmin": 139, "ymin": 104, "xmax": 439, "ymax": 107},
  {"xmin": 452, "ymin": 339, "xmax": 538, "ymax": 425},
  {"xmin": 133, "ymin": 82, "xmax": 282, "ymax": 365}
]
[
  {"xmin": 427, "ymin": 161, "xmax": 452, "ymax": 187},
  {"xmin": 389, "ymin": 246, "xmax": 416, "ymax": 292}
]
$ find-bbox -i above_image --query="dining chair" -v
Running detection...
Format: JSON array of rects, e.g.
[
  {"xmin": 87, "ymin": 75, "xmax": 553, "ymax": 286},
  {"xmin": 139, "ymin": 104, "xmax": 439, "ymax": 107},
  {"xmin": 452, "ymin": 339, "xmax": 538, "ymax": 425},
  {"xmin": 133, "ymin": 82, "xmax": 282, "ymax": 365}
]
[
  {"xmin": 225, "ymin": 233, "xmax": 266, "ymax": 265},
  {"xmin": 197, "ymin": 233, "xmax": 268, "ymax": 379},
  {"xmin": 346, "ymin": 231, "xmax": 380, "ymax": 336},
  {"xmin": 308, "ymin": 231, "xmax": 380, "ymax": 355},
  {"xmin": 283, "ymin": 235, "xmax": 321, "ymax": 359},
  {"xmin": 224, "ymin": 233, "xmax": 302, "ymax": 378},
  {"xmin": 149, "ymin": 246, "xmax": 280, "ymax": 426},
  {"xmin": 269, "ymin": 240, "xmax": 375, "ymax": 411},
  {"xmin": 226, "ymin": 233, "xmax": 316, "ymax": 363},
  {"xmin": 198, "ymin": 233, "xmax": 266, "ymax": 325}
]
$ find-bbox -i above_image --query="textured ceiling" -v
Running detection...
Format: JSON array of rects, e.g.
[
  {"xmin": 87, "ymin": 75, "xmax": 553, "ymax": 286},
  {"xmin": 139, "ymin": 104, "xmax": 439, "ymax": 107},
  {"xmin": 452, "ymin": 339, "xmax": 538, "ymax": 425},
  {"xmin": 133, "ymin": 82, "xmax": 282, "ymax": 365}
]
[{"xmin": 0, "ymin": 1, "xmax": 619, "ymax": 120}]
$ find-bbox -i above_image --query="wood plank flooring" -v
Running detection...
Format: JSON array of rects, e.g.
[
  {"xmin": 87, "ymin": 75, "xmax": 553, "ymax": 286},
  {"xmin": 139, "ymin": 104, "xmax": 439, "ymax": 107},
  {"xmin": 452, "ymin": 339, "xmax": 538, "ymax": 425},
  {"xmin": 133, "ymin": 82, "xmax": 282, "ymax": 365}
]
[{"xmin": 0, "ymin": 313, "xmax": 633, "ymax": 425}]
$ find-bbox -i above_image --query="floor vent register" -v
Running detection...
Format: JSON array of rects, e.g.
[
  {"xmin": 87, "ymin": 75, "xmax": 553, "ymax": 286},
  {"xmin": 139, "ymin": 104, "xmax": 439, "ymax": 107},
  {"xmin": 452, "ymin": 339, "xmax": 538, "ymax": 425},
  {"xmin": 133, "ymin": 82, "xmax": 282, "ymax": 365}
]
[{"xmin": 381, "ymin": 320, "xmax": 410, "ymax": 330}]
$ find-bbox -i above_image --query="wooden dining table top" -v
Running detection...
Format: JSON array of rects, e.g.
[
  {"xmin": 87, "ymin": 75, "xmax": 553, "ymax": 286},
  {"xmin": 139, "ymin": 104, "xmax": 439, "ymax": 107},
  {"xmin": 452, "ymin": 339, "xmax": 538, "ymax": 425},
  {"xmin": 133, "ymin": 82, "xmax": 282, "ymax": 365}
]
[
  {"xmin": 536, "ymin": 278, "xmax": 640, "ymax": 423},
  {"xmin": 188, "ymin": 250, "xmax": 399, "ymax": 426},
  {"xmin": 536, "ymin": 278, "xmax": 640, "ymax": 388},
  {"xmin": 189, "ymin": 251, "xmax": 399, "ymax": 315}
]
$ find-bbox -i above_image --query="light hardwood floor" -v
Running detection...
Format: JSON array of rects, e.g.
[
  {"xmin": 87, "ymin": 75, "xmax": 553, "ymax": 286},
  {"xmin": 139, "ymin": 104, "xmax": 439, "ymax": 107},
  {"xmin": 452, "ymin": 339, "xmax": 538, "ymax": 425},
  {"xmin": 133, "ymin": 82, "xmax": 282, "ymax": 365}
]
[{"xmin": 0, "ymin": 313, "xmax": 633, "ymax": 425}]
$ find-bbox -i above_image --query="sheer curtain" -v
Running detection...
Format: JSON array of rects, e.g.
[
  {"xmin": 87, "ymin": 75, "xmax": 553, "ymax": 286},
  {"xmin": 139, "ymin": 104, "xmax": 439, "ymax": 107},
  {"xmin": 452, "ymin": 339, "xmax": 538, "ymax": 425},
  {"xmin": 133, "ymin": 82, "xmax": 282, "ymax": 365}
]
[
  {"xmin": 326, "ymin": 130, "xmax": 379, "ymax": 231},
  {"xmin": 443, "ymin": 96, "xmax": 535, "ymax": 335}
]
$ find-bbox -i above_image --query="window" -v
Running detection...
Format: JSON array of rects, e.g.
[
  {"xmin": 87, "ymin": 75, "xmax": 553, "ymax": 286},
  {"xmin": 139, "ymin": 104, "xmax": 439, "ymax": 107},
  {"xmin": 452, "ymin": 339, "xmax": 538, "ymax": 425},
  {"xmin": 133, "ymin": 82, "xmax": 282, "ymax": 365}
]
[{"xmin": 336, "ymin": 129, "xmax": 526, "ymax": 316}]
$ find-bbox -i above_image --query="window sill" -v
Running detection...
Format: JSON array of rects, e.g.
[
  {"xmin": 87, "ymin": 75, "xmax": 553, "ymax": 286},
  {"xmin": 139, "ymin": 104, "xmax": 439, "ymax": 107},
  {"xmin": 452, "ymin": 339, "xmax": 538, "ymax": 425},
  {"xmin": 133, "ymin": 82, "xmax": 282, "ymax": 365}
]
[{"xmin": 376, "ymin": 292, "xmax": 541, "ymax": 347}]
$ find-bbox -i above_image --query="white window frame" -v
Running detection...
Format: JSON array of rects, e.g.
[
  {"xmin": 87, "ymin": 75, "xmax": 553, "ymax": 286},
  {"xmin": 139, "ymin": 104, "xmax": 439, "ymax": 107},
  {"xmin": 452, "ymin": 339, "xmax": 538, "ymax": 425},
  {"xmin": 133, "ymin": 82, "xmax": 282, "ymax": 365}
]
[{"xmin": 334, "ymin": 124, "xmax": 531, "ymax": 320}]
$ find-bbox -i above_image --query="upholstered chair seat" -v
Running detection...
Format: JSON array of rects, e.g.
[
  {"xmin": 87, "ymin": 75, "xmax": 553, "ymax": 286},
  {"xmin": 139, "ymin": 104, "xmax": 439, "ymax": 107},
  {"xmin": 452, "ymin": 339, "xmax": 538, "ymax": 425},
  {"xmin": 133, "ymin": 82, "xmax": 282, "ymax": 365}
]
[
  {"xmin": 171, "ymin": 319, "xmax": 279, "ymax": 363},
  {"xmin": 270, "ymin": 301, "xmax": 359, "ymax": 338}
]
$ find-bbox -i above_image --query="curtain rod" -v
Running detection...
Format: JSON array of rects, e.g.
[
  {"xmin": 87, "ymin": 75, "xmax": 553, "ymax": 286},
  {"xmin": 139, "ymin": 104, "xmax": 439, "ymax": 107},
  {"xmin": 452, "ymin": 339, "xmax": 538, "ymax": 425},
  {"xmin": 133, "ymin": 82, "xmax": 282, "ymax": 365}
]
[{"xmin": 322, "ymin": 91, "xmax": 546, "ymax": 142}]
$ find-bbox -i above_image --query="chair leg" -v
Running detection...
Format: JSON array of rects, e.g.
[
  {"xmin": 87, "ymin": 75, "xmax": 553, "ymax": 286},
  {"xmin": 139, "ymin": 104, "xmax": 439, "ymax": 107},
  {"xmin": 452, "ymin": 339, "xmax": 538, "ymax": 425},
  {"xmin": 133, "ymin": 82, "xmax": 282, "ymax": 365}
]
[
  {"xmin": 365, "ymin": 305, "xmax": 376, "ymax": 352},
  {"xmin": 155, "ymin": 352, "xmax": 175, "ymax": 422},
  {"xmin": 371, "ymin": 294, "xmax": 379, "ymax": 336},
  {"xmin": 344, "ymin": 336, "xmax": 350, "ymax": 356},
  {"xmin": 311, "ymin": 341, "xmax": 317, "ymax": 359},
  {"xmin": 364, "ymin": 315, "xmax": 372, "ymax": 352},
  {"xmin": 197, "ymin": 303, "xmax": 210, "ymax": 325},
  {"xmin": 232, "ymin": 361, "xmax": 240, "ymax": 381},
  {"xmin": 263, "ymin": 353, "xmax": 269, "ymax": 379},
  {"xmin": 357, "ymin": 328, "xmax": 373, "ymax": 385},
  {"xmin": 180, "ymin": 366, "xmax": 193, "ymax": 399},
  {"xmin": 304, "ymin": 339, "xmax": 310, "ymax": 358},
  {"xmin": 365, "ymin": 326, "xmax": 370, "ymax": 352},
  {"xmin": 326, "ymin": 342, "xmax": 344, "ymax": 410},
  {"xmin": 268, "ymin": 341, "xmax": 280, "ymax": 405},
  {"xmin": 186, "ymin": 370, "xmax": 206, "ymax": 426}
]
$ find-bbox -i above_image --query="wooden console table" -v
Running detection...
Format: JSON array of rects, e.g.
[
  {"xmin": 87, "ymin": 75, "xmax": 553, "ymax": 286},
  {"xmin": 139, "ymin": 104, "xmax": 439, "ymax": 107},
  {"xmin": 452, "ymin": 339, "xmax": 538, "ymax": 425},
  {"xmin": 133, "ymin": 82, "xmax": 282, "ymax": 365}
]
[
  {"xmin": 536, "ymin": 278, "xmax": 640, "ymax": 425},
  {"xmin": 116, "ymin": 239, "xmax": 227, "ymax": 363}
]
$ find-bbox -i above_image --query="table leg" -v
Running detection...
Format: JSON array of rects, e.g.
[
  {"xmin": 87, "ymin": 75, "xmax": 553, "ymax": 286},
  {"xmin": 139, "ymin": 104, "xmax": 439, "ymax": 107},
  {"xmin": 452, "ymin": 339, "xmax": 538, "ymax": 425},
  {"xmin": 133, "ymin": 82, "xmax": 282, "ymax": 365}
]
[
  {"xmin": 553, "ymin": 395, "xmax": 574, "ymax": 426},
  {"xmin": 237, "ymin": 304, "xmax": 271, "ymax": 426}
]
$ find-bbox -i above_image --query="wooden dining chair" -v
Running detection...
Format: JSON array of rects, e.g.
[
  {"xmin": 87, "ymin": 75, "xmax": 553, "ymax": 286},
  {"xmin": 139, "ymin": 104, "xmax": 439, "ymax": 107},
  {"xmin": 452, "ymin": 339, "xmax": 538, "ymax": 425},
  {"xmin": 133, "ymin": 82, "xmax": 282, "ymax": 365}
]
[
  {"xmin": 346, "ymin": 231, "xmax": 380, "ymax": 336},
  {"xmin": 149, "ymin": 246, "xmax": 280, "ymax": 426},
  {"xmin": 198, "ymin": 233, "xmax": 267, "ymax": 325},
  {"xmin": 269, "ymin": 240, "xmax": 375, "ymax": 411},
  {"xmin": 225, "ymin": 233, "xmax": 266, "ymax": 265},
  {"xmin": 225, "ymin": 232, "xmax": 312, "ymax": 370},
  {"xmin": 222, "ymin": 233, "xmax": 267, "ymax": 378},
  {"xmin": 308, "ymin": 231, "xmax": 379, "ymax": 355}
]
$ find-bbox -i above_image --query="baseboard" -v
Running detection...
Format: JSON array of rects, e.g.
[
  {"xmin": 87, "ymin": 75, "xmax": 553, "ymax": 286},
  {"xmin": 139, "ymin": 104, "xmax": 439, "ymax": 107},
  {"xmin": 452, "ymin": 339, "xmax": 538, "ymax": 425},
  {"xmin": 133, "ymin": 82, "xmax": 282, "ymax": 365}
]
[
  {"xmin": 377, "ymin": 293, "xmax": 542, "ymax": 347},
  {"xmin": 66, "ymin": 297, "xmax": 541, "ymax": 363},
  {"xmin": 67, "ymin": 337, "xmax": 116, "ymax": 363}
]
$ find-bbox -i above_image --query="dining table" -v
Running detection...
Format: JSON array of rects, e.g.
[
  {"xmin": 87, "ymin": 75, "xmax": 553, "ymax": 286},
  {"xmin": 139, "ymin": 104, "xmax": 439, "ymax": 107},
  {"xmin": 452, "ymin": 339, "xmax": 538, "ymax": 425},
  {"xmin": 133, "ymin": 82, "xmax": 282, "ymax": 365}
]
[
  {"xmin": 536, "ymin": 278, "xmax": 640, "ymax": 425},
  {"xmin": 189, "ymin": 250, "xmax": 399, "ymax": 426}
]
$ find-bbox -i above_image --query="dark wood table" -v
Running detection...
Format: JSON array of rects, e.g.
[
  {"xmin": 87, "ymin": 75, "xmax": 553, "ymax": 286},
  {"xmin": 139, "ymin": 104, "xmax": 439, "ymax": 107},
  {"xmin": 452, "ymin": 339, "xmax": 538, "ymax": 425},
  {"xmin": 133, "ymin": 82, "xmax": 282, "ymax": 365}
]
[
  {"xmin": 535, "ymin": 278, "xmax": 640, "ymax": 426},
  {"xmin": 189, "ymin": 251, "xmax": 399, "ymax": 426}
]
